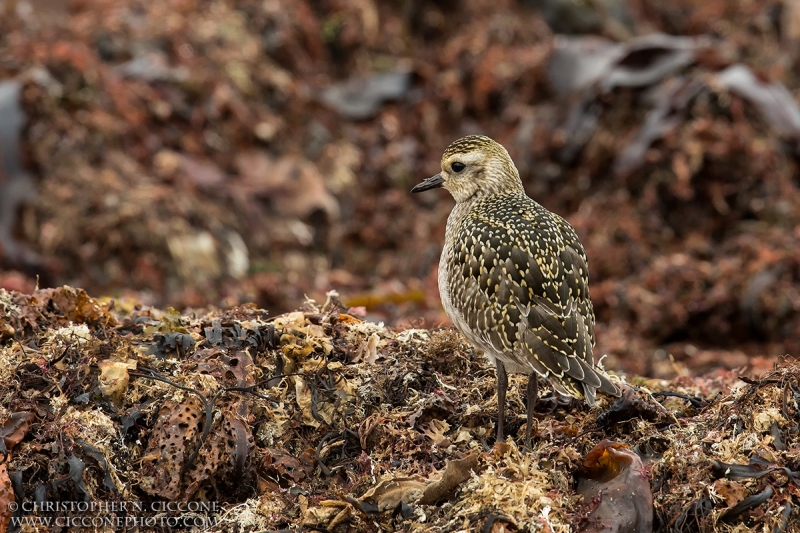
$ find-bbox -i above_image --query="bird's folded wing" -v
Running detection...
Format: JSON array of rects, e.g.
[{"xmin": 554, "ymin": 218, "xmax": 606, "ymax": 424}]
[{"xmin": 452, "ymin": 213, "xmax": 618, "ymax": 399}]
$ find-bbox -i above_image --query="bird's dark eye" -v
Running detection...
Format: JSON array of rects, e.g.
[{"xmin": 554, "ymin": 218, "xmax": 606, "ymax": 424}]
[{"xmin": 451, "ymin": 162, "xmax": 466, "ymax": 173}]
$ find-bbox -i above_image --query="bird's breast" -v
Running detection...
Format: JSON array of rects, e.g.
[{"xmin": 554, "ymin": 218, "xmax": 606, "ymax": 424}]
[{"xmin": 438, "ymin": 203, "xmax": 490, "ymax": 351}]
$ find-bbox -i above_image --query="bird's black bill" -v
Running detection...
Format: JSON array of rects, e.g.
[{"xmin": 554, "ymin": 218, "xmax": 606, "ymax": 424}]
[{"xmin": 411, "ymin": 173, "xmax": 444, "ymax": 193}]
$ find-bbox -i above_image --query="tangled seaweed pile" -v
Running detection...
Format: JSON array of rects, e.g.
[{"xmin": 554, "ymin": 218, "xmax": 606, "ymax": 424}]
[{"xmin": 1, "ymin": 286, "xmax": 799, "ymax": 531}]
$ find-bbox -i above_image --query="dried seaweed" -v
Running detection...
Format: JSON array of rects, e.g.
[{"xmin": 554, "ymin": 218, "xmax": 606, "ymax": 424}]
[
  {"xmin": 576, "ymin": 440, "xmax": 653, "ymax": 532},
  {"xmin": 2, "ymin": 0, "xmax": 800, "ymax": 531},
  {"xmin": 2, "ymin": 286, "xmax": 799, "ymax": 530}
]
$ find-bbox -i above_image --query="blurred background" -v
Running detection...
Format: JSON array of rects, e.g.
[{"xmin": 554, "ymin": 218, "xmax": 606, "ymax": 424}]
[{"xmin": 1, "ymin": 0, "xmax": 800, "ymax": 379}]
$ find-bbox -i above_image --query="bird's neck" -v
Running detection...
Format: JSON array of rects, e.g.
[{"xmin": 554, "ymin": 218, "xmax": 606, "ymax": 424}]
[
  {"xmin": 446, "ymin": 189, "xmax": 517, "ymax": 238},
  {"xmin": 446, "ymin": 197, "xmax": 476, "ymax": 233},
  {"xmin": 485, "ymin": 165, "xmax": 524, "ymax": 196}
]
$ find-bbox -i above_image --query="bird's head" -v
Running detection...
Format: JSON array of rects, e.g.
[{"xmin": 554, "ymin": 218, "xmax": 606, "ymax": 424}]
[{"xmin": 411, "ymin": 135, "xmax": 523, "ymax": 203}]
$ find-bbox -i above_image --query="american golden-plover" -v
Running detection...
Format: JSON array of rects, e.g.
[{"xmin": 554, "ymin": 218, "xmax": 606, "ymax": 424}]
[{"xmin": 412, "ymin": 135, "xmax": 619, "ymax": 443}]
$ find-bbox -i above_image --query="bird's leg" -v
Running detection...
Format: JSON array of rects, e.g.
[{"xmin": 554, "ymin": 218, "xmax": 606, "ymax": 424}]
[
  {"xmin": 525, "ymin": 374, "xmax": 538, "ymax": 446},
  {"xmin": 495, "ymin": 360, "xmax": 508, "ymax": 443}
]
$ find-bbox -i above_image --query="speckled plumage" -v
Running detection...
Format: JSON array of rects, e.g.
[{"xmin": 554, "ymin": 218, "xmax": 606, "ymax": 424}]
[{"xmin": 412, "ymin": 134, "xmax": 619, "ymax": 442}]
